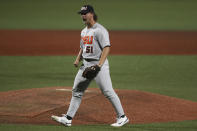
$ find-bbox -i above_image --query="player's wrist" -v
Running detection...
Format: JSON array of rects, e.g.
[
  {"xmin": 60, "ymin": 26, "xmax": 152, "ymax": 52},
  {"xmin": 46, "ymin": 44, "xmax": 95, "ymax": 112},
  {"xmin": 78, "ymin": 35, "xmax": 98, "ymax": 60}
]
[{"xmin": 97, "ymin": 64, "xmax": 102, "ymax": 68}]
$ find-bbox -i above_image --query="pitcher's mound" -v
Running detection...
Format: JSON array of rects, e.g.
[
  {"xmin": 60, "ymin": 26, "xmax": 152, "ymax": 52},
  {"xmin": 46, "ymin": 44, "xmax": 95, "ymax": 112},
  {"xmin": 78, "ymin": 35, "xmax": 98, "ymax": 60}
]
[{"xmin": 0, "ymin": 87, "xmax": 197, "ymax": 125}]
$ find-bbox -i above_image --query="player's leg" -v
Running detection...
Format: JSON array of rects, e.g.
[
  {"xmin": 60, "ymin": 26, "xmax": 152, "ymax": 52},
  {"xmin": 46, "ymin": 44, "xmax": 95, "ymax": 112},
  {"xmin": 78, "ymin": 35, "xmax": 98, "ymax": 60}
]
[
  {"xmin": 52, "ymin": 67, "xmax": 91, "ymax": 126},
  {"xmin": 94, "ymin": 60, "xmax": 129, "ymax": 127},
  {"xmin": 66, "ymin": 68, "xmax": 91, "ymax": 118},
  {"xmin": 94, "ymin": 61, "xmax": 124, "ymax": 117}
]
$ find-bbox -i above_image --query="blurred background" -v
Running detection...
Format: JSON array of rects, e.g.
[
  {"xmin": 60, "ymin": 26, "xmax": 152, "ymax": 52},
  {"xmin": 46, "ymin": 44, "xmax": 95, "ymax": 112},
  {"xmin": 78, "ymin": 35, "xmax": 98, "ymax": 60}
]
[
  {"xmin": 0, "ymin": 0, "xmax": 197, "ymax": 101},
  {"xmin": 0, "ymin": 0, "xmax": 197, "ymax": 30}
]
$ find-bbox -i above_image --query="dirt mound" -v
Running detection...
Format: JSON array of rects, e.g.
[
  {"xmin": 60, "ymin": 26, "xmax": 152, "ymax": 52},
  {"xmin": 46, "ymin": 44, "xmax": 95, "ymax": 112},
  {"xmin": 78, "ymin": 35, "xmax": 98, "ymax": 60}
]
[{"xmin": 0, "ymin": 87, "xmax": 197, "ymax": 125}]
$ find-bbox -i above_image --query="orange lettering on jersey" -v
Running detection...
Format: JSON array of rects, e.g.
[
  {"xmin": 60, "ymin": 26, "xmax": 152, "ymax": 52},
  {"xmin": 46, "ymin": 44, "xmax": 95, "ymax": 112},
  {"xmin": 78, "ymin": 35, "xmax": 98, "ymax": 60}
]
[{"xmin": 81, "ymin": 36, "xmax": 93, "ymax": 44}]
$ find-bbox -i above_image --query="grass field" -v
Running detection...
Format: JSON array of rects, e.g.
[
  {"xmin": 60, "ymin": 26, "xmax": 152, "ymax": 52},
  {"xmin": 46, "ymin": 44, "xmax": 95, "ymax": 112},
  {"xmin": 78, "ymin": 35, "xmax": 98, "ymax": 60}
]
[
  {"xmin": 0, "ymin": 0, "xmax": 197, "ymax": 30},
  {"xmin": 0, "ymin": 55, "xmax": 197, "ymax": 131},
  {"xmin": 1, "ymin": 55, "xmax": 197, "ymax": 101},
  {"xmin": 0, "ymin": 120, "xmax": 197, "ymax": 131}
]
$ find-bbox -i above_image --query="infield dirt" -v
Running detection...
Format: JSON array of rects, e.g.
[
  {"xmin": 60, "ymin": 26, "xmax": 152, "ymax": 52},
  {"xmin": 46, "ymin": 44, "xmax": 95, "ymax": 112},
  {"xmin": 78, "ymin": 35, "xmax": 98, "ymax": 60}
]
[
  {"xmin": 0, "ymin": 87, "xmax": 197, "ymax": 125},
  {"xmin": 0, "ymin": 30, "xmax": 197, "ymax": 55}
]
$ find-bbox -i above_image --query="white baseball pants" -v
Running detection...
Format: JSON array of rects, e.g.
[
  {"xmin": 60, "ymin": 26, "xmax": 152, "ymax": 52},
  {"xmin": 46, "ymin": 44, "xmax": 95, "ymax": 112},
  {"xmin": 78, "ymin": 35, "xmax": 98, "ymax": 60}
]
[{"xmin": 66, "ymin": 59, "xmax": 125, "ymax": 118}]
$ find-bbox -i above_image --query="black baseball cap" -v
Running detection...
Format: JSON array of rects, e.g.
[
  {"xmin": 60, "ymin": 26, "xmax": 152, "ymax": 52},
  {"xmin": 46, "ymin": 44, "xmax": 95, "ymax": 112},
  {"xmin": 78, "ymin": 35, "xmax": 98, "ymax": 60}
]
[{"xmin": 78, "ymin": 5, "xmax": 95, "ymax": 15}]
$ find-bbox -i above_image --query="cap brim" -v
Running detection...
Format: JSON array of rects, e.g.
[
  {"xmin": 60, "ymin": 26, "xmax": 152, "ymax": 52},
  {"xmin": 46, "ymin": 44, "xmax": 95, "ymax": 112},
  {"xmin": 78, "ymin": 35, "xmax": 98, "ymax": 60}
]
[
  {"xmin": 77, "ymin": 10, "xmax": 89, "ymax": 14},
  {"xmin": 77, "ymin": 11, "xmax": 82, "ymax": 14}
]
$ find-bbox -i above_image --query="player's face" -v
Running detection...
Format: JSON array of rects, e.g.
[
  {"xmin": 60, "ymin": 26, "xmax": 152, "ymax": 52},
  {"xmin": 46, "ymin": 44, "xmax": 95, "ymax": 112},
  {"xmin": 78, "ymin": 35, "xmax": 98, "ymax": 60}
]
[{"xmin": 81, "ymin": 12, "xmax": 94, "ymax": 25}]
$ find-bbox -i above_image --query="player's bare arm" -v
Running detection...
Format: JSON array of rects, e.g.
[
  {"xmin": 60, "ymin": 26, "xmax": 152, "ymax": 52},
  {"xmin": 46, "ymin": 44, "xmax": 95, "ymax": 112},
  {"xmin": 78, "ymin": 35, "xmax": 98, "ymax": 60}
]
[
  {"xmin": 98, "ymin": 46, "xmax": 110, "ymax": 67},
  {"xmin": 74, "ymin": 48, "xmax": 83, "ymax": 67}
]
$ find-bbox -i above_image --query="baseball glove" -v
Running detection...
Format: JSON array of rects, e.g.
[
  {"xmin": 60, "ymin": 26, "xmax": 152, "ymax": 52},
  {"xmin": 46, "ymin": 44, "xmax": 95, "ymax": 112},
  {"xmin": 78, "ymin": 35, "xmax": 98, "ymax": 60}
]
[{"xmin": 82, "ymin": 65, "xmax": 101, "ymax": 79}]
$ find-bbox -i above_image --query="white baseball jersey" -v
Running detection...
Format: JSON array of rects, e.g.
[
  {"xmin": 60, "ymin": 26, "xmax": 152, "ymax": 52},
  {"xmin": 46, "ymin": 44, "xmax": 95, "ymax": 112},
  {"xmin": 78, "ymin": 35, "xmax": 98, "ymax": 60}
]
[
  {"xmin": 80, "ymin": 23, "xmax": 111, "ymax": 60},
  {"xmin": 66, "ymin": 22, "xmax": 125, "ymax": 120}
]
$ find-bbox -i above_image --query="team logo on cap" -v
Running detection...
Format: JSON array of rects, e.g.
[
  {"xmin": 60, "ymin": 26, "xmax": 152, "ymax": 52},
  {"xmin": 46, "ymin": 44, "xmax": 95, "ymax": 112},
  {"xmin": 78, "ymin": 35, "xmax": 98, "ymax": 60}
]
[{"xmin": 81, "ymin": 6, "xmax": 87, "ymax": 11}]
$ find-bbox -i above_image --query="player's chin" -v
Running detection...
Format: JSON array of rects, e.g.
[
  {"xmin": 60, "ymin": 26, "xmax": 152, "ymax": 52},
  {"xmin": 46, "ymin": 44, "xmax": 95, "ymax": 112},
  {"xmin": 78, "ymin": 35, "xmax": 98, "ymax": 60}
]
[
  {"xmin": 82, "ymin": 18, "xmax": 87, "ymax": 22},
  {"xmin": 83, "ymin": 21, "xmax": 88, "ymax": 25}
]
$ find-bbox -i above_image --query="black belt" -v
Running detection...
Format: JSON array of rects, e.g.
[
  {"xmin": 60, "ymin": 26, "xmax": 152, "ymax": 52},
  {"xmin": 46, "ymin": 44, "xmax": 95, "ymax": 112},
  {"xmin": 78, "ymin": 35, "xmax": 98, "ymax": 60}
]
[{"xmin": 84, "ymin": 58, "xmax": 99, "ymax": 62}]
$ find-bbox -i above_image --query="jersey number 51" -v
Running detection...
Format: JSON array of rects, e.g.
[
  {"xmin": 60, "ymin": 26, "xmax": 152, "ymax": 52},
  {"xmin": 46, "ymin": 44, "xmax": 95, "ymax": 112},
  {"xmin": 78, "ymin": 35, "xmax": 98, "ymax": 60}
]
[{"xmin": 86, "ymin": 46, "xmax": 93, "ymax": 53}]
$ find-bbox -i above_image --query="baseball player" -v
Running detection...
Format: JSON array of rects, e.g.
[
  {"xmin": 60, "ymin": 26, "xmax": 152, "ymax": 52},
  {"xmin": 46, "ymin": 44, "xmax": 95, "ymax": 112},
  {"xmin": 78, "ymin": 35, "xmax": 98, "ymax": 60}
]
[{"xmin": 51, "ymin": 5, "xmax": 129, "ymax": 127}]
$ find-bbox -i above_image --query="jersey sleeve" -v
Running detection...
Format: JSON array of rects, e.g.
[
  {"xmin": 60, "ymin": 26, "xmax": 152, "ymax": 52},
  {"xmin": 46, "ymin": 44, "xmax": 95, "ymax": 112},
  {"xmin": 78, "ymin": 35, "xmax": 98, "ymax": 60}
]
[{"xmin": 96, "ymin": 29, "xmax": 111, "ymax": 48}]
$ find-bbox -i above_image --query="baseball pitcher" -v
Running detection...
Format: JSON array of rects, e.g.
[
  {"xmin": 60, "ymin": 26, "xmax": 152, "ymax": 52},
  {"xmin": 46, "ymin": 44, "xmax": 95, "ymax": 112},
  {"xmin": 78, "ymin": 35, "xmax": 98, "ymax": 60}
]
[{"xmin": 52, "ymin": 5, "xmax": 129, "ymax": 127}]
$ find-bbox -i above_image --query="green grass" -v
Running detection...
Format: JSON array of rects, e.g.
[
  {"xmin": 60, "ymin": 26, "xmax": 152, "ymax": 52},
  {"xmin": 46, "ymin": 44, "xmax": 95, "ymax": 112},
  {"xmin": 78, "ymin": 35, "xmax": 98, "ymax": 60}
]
[
  {"xmin": 0, "ymin": 56, "xmax": 76, "ymax": 91},
  {"xmin": 0, "ymin": 0, "xmax": 197, "ymax": 30},
  {"xmin": 0, "ymin": 55, "xmax": 197, "ymax": 101},
  {"xmin": 0, "ymin": 55, "xmax": 197, "ymax": 131},
  {"xmin": 109, "ymin": 55, "xmax": 197, "ymax": 101},
  {"xmin": 0, "ymin": 120, "xmax": 197, "ymax": 131}
]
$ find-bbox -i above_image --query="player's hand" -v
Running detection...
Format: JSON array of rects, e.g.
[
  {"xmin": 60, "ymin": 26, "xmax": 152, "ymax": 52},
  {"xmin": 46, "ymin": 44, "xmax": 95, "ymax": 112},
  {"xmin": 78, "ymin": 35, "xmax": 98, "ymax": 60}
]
[{"xmin": 73, "ymin": 60, "xmax": 80, "ymax": 67}]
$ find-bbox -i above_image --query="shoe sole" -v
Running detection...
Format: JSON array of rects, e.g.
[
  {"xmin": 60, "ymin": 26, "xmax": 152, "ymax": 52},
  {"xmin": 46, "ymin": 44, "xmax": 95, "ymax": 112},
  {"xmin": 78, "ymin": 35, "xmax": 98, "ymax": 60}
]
[{"xmin": 51, "ymin": 115, "xmax": 71, "ymax": 127}]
